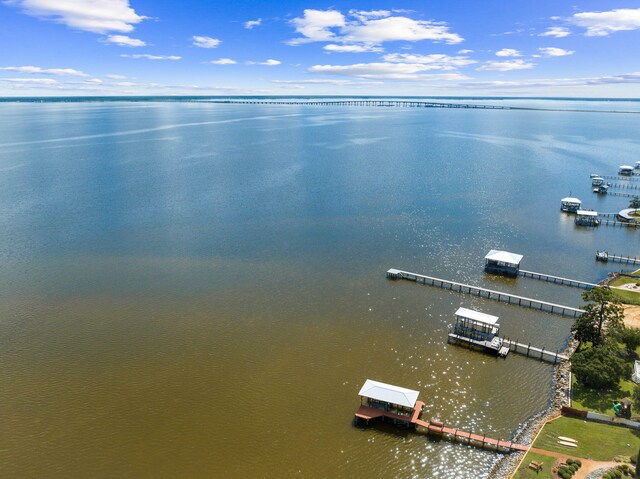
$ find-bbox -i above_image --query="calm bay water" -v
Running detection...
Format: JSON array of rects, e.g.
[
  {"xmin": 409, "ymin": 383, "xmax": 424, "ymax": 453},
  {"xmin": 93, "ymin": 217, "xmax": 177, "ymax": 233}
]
[{"xmin": 1, "ymin": 100, "xmax": 639, "ymax": 478}]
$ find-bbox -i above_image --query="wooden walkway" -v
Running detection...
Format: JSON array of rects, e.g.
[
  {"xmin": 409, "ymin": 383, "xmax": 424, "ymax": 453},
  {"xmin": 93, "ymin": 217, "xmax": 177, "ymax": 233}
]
[
  {"xmin": 600, "ymin": 174, "xmax": 640, "ymax": 180},
  {"xmin": 599, "ymin": 218, "xmax": 640, "ymax": 227},
  {"xmin": 606, "ymin": 191, "xmax": 638, "ymax": 199},
  {"xmin": 386, "ymin": 269, "xmax": 585, "ymax": 318},
  {"xmin": 448, "ymin": 333, "xmax": 569, "ymax": 364},
  {"xmin": 518, "ymin": 270, "xmax": 597, "ymax": 289},
  {"xmin": 596, "ymin": 251, "xmax": 640, "ymax": 265},
  {"xmin": 355, "ymin": 400, "xmax": 528, "ymax": 452},
  {"xmin": 609, "ymin": 182, "xmax": 640, "ymax": 190}
]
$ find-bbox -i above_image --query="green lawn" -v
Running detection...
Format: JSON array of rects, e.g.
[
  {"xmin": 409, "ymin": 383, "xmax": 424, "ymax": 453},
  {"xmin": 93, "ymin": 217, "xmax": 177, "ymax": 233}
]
[
  {"xmin": 613, "ymin": 288, "xmax": 640, "ymax": 306},
  {"xmin": 611, "ymin": 271, "xmax": 640, "ymax": 305},
  {"xmin": 511, "ymin": 452, "xmax": 556, "ymax": 479},
  {"xmin": 533, "ymin": 416, "xmax": 640, "ymax": 461},
  {"xmin": 571, "ymin": 375, "xmax": 635, "ymax": 415}
]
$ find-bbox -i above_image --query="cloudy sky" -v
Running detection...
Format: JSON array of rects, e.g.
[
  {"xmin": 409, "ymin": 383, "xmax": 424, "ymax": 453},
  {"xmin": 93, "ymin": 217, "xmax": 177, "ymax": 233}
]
[{"xmin": 1, "ymin": 0, "xmax": 640, "ymax": 97}]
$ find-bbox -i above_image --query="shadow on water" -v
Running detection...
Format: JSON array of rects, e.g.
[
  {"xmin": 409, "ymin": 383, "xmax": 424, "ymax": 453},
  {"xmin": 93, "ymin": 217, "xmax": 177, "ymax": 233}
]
[{"xmin": 352, "ymin": 419, "xmax": 414, "ymax": 440}]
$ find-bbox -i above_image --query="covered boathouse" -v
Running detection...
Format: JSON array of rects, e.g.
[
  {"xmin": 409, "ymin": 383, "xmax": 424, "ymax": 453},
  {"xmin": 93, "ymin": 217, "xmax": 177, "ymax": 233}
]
[
  {"xmin": 619, "ymin": 165, "xmax": 634, "ymax": 176},
  {"xmin": 560, "ymin": 197, "xmax": 582, "ymax": 213},
  {"xmin": 448, "ymin": 307, "xmax": 505, "ymax": 355},
  {"xmin": 484, "ymin": 250, "xmax": 523, "ymax": 277},
  {"xmin": 575, "ymin": 210, "xmax": 600, "ymax": 226},
  {"xmin": 354, "ymin": 379, "xmax": 421, "ymax": 425}
]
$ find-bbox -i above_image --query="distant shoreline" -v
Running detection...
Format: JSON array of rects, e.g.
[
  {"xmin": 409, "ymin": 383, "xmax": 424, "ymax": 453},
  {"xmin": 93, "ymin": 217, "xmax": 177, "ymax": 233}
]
[
  {"xmin": 1, "ymin": 95, "xmax": 640, "ymax": 102},
  {"xmin": 2, "ymin": 96, "xmax": 640, "ymax": 115}
]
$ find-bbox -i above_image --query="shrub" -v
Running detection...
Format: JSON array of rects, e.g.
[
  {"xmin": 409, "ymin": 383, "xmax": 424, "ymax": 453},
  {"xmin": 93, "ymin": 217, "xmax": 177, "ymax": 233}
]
[
  {"xmin": 612, "ymin": 470, "xmax": 622, "ymax": 478},
  {"xmin": 560, "ymin": 472, "xmax": 571, "ymax": 479},
  {"xmin": 573, "ymin": 459, "xmax": 581, "ymax": 467},
  {"xmin": 566, "ymin": 458, "xmax": 574, "ymax": 465}
]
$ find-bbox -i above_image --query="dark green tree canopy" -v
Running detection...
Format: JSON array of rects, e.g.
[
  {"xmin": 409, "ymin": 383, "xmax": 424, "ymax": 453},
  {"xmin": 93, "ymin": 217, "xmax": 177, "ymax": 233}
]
[
  {"xmin": 572, "ymin": 346, "xmax": 631, "ymax": 389},
  {"xmin": 571, "ymin": 288, "xmax": 624, "ymax": 346}
]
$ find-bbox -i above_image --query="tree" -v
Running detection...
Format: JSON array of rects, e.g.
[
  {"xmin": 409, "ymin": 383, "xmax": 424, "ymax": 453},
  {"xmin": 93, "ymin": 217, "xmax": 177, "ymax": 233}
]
[
  {"xmin": 571, "ymin": 288, "xmax": 624, "ymax": 346},
  {"xmin": 572, "ymin": 346, "xmax": 631, "ymax": 389},
  {"xmin": 616, "ymin": 327, "xmax": 640, "ymax": 352},
  {"xmin": 630, "ymin": 195, "xmax": 640, "ymax": 210}
]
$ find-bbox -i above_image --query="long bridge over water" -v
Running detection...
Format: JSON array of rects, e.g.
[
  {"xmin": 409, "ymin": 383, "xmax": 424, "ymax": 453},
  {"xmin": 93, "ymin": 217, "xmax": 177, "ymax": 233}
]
[
  {"xmin": 202, "ymin": 99, "xmax": 640, "ymax": 114},
  {"xmin": 206, "ymin": 99, "xmax": 509, "ymax": 109}
]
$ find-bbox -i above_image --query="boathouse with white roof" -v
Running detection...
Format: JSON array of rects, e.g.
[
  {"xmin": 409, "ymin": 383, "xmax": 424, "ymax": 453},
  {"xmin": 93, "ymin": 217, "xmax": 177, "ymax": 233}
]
[
  {"xmin": 357, "ymin": 379, "xmax": 420, "ymax": 415},
  {"xmin": 484, "ymin": 250, "xmax": 523, "ymax": 277},
  {"xmin": 560, "ymin": 197, "xmax": 582, "ymax": 213}
]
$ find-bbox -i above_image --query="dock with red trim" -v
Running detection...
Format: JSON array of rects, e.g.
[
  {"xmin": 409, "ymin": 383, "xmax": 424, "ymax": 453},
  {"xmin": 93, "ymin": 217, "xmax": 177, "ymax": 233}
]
[{"xmin": 355, "ymin": 382, "xmax": 528, "ymax": 453}]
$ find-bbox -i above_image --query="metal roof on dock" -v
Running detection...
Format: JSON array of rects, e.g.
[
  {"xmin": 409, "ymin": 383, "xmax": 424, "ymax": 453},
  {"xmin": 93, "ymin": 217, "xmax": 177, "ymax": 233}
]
[
  {"xmin": 454, "ymin": 307, "xmax": 500, "ymax": 325},
  {"xmin": 358, "ymin": 379, "xmax": 420, "ymax": 408},
  {"xmin": 484, "ymin": 250, "xmax": 523, "ymax": 265}
]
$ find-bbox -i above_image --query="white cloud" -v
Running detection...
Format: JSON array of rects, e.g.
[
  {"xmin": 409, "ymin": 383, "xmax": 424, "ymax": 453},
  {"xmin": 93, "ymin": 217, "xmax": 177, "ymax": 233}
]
[
  {"xmin": 192, "ymin": 36, "xmax": 221, "ymax": 48},
  {"xmin": 538, "ymin": 47, "xmax": 574, "ymax": 57},
  {"xmin": 462, "ymin": 71, "xmax": 640, "ymax": 89},
  {"xmin": 539, "ymin": 26, "xmax": 571, "ymax": 38},
  {"xmin": 495, "ymin": 48, "xmax": 521, "ymax": 57},
  {"xmin": 477, "ymin": 59, "xmax": 535, "ymax": 71},
  {"xmin": 259, "ymin": 59, "xmax": 281, "ymax": 66},
  {"xmin": 342, "ymin": 16, "xmax": 463, "ymax": 45},
  {"xmin": 207, "ymin": 58, "xmax": 237, "ymax": 65},
  {"xmin": 323, "ymin": 44, "xmax": 382, "ymax": 53},
  {"xmin": 106, "ymin": 74, "xmax": 127, "ymax": 79},
  {"xmin": 272, "ymin": 79, "xmax": 383, "ymax": 86},
  {"xmin": 104, "ymin": 34, "xmax": 146, "ymax": 47},
  {"xmin": 457, "ymin": 49, "xmax": 473, "ymax": 54},
  {"xmin": 84, "ymin": 78, "xmax": 103, "ymax": 84},
  {"xmin": 288, "ymin": 9, "xmax": 463, "ymax": 47},
  {"xmin": 289, "ymin": 9, "xmax": 346, "ymax": 44},
  {"xmin": 382, "ymin": 53, "xmax": 476, "ymax": 70},
  {"xmin": 348, "ymin": 9, "xmax": 391, "ymax": 22},
  {"xmin": 121, "ymin": 54, "xmax": 181, "ymax": 60},
  {"xmin": 0, "ymin": 65, "xmax": 89, "ymax": 76},
  {"xmin": 6, "ymin": 0, "xmax": 146, "ymax": 33},
  {"xmin": 0, "ymin": 77, "xmax": 59, "ymax": 84},
  {"xmin": 244, "ymin": 18, "xmax": 262, "ymax": 29},
  {"xmin": 570, "ymin": 8, "xmax": 640, "ymax": 36},
  {"xmin": 309, "ymin": 62, "xmax": 469, "ymax": 80}
]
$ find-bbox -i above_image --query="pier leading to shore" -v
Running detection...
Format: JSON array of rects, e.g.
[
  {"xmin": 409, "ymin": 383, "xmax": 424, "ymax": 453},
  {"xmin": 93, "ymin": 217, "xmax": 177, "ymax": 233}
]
[{"xmin": 386, "ymin": 268, "xmax": 585, "ymax": 318}]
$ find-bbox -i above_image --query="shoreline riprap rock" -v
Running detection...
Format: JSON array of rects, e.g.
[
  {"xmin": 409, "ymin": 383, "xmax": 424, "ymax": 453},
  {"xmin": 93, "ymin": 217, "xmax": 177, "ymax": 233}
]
[{"xmin": 487, "ymin": 335, "xmax": 578, "ymax": 479}]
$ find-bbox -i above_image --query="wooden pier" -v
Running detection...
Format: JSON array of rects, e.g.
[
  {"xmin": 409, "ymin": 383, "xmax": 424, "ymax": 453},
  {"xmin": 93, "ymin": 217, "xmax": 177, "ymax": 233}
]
[
  {"xmin": 600, "ymin": 174, "xmax": 640, "ymax": 180},
  {"xmin": 518, "ymin": 270, "xmax": 597, "ymax": 289},
  {"xmin": 607, "ymin": 191, "xmax": 639, "ymax": 199},
  {"xmin": 386, "ymin": 269, "xmax": 585, "ymax": 318},
  {"xmin": 598, "ymin": 218, "xmax": 640, "ymax": 227},
  {"xmin": 595, "ymin": 251, "xmax": 640, "ymax": 264},
  {"xmin": 609, "ymin": 182, "xmax": 640, "ymax": 190},
  {"xmin": 355, "ymin": 400, "xmax": 528, "ymax": 453},
  {"xmin": 448, "ymin": 333, "xmax": 569, "ymax": 364}
]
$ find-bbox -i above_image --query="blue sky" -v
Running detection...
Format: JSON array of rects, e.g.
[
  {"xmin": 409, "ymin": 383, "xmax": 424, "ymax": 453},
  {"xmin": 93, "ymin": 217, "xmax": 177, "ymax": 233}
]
[{"xmin": 1, "ymin": 0, "xmax": 640, "ymax": 96}]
